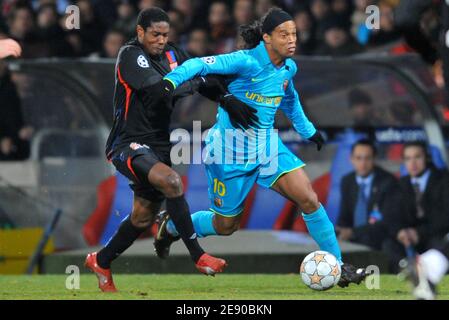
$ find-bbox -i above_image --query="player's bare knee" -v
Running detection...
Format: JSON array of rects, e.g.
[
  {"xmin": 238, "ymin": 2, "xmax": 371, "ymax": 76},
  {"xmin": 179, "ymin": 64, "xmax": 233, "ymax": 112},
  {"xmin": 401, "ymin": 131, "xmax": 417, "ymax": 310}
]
[
  {"xmin": 299, "ymin": 191, "xmax": 319, "ymax": 214},
  {"xmin": 162, "ymin": 173, "xmax": 183, "ymax": 197},
  {"xmin": 130, "ymin": 207, "xmax": 153, "ymax": 228},
  {"xmin": 132, "ymin": 217, "xmax": 152, "ymax": 229},
  {"xmin": 215, "ymin": 219, "xmax": 239, "ymax": 236},
  {"xmin": 216, "ymin": 225, "xmax": 238, "ymax": 236}
]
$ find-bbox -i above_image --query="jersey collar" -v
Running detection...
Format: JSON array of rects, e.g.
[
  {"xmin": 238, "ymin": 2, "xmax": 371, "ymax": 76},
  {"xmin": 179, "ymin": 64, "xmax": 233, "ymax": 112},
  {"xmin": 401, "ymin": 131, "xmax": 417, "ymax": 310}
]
[
  {"xmin": 253, "ymin": 41, "xmax": 286, "ymax": 69},
  {"xmin": 253, "ymin": 41, "xmax": 272, "ymax": 66}
]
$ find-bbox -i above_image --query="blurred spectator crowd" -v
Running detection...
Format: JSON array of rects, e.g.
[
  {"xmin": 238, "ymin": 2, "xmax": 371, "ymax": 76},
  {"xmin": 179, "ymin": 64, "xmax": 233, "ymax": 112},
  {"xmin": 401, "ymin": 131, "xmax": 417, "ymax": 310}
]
[{"xmin": 0, "ymin": 0, "xmax": 436, "ymax": 59}]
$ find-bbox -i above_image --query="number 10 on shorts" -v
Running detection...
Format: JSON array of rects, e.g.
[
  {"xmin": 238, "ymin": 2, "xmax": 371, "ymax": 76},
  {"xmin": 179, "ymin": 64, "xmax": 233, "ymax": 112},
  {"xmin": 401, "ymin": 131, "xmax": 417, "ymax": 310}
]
[{"xmin": 213, "ymin": 178, "xmax": 226, "ymax": 196}]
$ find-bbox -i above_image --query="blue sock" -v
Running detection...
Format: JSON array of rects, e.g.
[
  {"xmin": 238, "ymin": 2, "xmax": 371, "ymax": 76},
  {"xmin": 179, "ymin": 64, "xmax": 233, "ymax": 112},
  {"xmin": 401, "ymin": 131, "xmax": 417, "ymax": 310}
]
[
  {"xmin": 167, "ymin": 210, "xmax": 218, "ymax": 238},
  {"xmin": 302, "ymin": 204, "xmax": 342, "ymax": 263}
]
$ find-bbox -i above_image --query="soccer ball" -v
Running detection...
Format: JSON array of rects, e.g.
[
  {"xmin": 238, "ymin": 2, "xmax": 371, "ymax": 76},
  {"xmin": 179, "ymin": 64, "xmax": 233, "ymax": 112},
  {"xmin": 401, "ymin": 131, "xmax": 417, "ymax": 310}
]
[{"xmin": 300, "ymin": 250, "xmax": 341, "ymax": 291}]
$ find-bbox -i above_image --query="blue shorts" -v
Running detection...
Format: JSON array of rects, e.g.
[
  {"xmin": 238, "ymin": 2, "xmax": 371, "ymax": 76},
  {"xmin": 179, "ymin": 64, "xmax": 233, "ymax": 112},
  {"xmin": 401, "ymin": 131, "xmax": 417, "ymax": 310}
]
[{"xmin": 205, "ymin": 137, "xmax": 305, "ymax": 216}]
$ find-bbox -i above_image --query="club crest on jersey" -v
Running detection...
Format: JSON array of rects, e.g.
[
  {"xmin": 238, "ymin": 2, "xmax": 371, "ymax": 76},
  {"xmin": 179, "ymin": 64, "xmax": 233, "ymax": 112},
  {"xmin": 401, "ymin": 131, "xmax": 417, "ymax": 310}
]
[
  {"xmin": 201, "ymin": 56, "xmax": 216, "ymax": 65},
  {"xmin": 214, "ymin": 197, "xmax": 223, "ymax": 208},
  {"xmin": 130, "ymin": 142, "xmax": 149, "ymax": 150},
  {"xmin": 283, "ymin": 80, "xmax": 289, "ymax": 91},
  {"xmin": 137, "ymin": 55, "xmax": 149, "ymax": 68},
  {"xmin": 165, "ymin": 50, "xmax": 178, "ymax": 70}
]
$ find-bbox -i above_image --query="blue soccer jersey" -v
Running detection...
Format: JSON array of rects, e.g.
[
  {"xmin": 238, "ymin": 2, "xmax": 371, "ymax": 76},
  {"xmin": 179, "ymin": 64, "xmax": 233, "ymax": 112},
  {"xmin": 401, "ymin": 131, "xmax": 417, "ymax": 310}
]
[{"xmin": 164, "ymin": 41, "xmax": 316, "ymax": 215}]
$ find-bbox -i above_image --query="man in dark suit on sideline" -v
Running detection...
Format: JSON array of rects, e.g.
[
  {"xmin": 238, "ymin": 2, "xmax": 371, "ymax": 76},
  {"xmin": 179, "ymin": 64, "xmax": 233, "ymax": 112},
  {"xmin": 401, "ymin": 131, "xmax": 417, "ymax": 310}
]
[
  {"xmin": 337, "ymin": 139, "xmax": 400, "ymax": 250},
  {"xmin": 384, "ymin": 141, "xmax": 449, "ymax": 272}
]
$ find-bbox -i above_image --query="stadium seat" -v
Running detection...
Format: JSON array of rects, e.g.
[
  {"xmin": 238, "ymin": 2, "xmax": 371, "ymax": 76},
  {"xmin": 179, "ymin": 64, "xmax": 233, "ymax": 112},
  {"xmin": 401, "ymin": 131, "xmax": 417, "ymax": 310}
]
[
  {"xmin": 98, "ymin": 173, "xmax": 133, "ymax": 245},
  {"xmin": 245, "ymin": 186, "xmax": 288, "ymax": 229},
  {"xmin": 273, "ymin": 200, "xmax": 298, "ymax": 230},
  {"xmin": 429, "ymin": 145, "xmax": 447, "ymax": 169},
  {"xmin": 82, "ymin": 176, "xmax": 117, "ymax": 246},
  {"xmin": 185, "ymin": 160, "xmax": 210, "ymax": 214}
]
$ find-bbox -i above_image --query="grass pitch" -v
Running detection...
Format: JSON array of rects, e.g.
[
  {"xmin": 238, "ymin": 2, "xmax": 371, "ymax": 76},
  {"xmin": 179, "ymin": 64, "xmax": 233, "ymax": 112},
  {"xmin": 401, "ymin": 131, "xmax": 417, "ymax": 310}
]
[{"xmin": 0, "ymin": 274, "xmax": 448, "ymax": 300}]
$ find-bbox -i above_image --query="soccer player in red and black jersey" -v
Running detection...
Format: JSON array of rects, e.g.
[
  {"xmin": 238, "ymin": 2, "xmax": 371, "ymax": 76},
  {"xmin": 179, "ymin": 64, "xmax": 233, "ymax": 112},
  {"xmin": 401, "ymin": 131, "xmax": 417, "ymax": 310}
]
[{"xmin": 85, "ymin": 7, "xmax": 258, "ymax": 292}]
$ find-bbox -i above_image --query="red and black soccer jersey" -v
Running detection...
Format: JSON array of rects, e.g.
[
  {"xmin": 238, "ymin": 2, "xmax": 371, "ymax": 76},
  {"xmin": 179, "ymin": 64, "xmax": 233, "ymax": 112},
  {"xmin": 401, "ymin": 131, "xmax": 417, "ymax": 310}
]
[{"xmin": 105, "ymin": 38, "xmax": 199, "ymax": 160}]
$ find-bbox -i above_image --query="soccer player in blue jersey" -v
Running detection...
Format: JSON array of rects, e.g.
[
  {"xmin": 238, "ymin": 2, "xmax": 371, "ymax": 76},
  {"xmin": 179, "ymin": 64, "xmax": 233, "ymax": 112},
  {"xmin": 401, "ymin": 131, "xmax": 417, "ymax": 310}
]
[{"xmin": 152, "ymin": 8, "xmax": 366, "ymax": 287}]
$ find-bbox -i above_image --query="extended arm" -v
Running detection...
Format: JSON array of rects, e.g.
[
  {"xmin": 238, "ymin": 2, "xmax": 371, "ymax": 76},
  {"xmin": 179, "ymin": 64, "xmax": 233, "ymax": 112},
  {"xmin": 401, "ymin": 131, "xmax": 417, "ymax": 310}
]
[{"xmin": 279, "ymin": 81, "xmax": 323, "ymax": 149}]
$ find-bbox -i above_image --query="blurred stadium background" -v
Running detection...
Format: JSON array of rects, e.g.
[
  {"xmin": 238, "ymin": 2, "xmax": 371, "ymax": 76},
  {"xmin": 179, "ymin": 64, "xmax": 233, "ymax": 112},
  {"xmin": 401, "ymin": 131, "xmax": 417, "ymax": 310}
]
[{"xmin": 0, "ymin": 0, "xmax": 449, "ymax": 278}]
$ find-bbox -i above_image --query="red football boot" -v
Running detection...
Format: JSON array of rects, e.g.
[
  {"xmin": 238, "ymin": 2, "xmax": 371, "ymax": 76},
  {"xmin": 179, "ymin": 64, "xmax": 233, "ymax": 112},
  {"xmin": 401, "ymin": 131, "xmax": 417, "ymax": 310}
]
[
  {"xmin": 84, "ymin": 252, "xmax": 117, "ymax": 293},
  {"xmin": 195, "ymin": 253, "xmax": 228, "ymax": 276}
]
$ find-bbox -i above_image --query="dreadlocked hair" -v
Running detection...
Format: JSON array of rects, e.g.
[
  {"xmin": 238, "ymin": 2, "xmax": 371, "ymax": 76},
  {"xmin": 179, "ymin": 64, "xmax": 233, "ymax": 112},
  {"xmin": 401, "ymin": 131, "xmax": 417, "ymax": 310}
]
[{"xmin": 239, "ymin": 19, "xmax": 263, "ymax": 49}]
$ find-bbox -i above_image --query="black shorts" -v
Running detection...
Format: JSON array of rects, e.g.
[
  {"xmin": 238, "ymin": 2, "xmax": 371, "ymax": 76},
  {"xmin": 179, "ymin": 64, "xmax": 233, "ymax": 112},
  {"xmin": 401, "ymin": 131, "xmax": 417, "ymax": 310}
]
[{"xmin": 110, "ymin": 142, "xmax": 171, "ymax": 202}]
